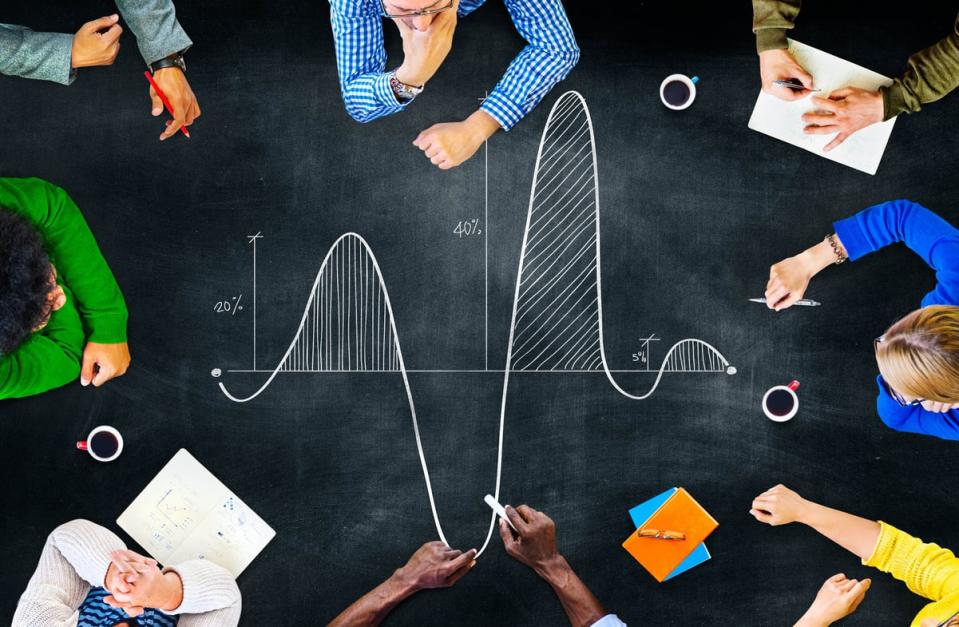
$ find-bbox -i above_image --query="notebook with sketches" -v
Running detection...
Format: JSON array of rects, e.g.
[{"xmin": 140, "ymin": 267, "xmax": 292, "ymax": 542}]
[
  {"xmin": 748, "ymin": 39, "xmax": 897, "ymax": 175},
  {"xmin": 117, "ymin": 449, "xmax": 275, "ymax": 578}
]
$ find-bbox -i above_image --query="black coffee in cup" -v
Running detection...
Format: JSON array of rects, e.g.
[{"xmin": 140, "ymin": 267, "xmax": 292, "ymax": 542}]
[
  {"xmin": 765, "ymin": 389, "xmax": 795, "ymax": 417},
  {"xmin": 662, "ymin": 80, "xmax": 691, "ymax": 107},
  {"xmin": 90, "ymin": 431, "xmax": 120, "ymax": 458}
]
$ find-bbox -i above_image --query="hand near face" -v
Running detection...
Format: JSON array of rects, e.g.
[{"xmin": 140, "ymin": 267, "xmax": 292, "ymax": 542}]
[
  {"xmin": 498, "ymin": 504, "xmax": 561, "ymax": 576},
  {"xmin": 920, "ymin": 400, "xmax": 959, "ymax": 413},
  {"xmin": 796, "ymin": 573, "xmax": 870, "ymax": 627},
  {"xmin": 393, "ymin": 1, "xmax": 458, "ymax": 87},
  {"xmin": 802, "ymin": 87, "xmax": 885, "ymax": 151},
  {"xmin": 750, "ymin": 484, "xmax": 808, "ymax": 526},
  {"xmin": 80, "ymin": 342, "xmax": 131, "ymax": 387},
  {"xmin": 71, "ymin": 15, "xmax": 123, "ymax": 69},
  {"xmin": 759, "ymin": 48, "xmax": 815, "ymax": 101},
  {"xmin": 395, "ymin": 541, "xmax": 477, "ymax": 591},
  {"xmin": 151, "ymin": 67, "xmax": 201, "ymax": 141}
]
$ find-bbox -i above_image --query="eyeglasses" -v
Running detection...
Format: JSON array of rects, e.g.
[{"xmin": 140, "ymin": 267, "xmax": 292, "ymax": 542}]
[
  {"xmin": 874, "ymin": 337, "xmax": 924, "ymax": 408},
  {"xmin": 379, "ymin": 0, "xmax": 454, "ymax": 19},
  {"xmin": 638, "ymin": 528, "xmax": 686, "ymax": 541}
]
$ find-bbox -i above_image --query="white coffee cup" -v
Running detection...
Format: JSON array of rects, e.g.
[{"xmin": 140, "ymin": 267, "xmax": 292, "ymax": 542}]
[
  {"xmin": 660, "ymin": 74, "xmax": 699, "ymax": 110},
  {"xmin": 76, "ymin": 426, "xmax": 124, "ymax": 462},
  {"xmin": 762, "ymin": 380, "xmax": 801, "ymax": 422}
]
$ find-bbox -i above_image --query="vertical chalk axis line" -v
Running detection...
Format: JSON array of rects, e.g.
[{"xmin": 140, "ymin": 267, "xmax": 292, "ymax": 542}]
[
  {"xmin": 217, "ymin": 92, "xmax": 735, "ymax": 555},
  {"xmin": 247, "ymin": 232, "xmax": 263, "ymax": 369},
  {"xmin": 480, "ymin": 91, "xmax": 490, "ymax": 373}
]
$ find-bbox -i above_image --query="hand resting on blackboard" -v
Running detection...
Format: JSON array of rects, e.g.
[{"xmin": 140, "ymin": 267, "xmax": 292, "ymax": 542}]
[
  {"xmin": 499, "ymin": 505, "xmax": 627, "ymax": 627},
  {"xmin": 328, "ymin": 541, "xmax": 477, "ymax": 626}
]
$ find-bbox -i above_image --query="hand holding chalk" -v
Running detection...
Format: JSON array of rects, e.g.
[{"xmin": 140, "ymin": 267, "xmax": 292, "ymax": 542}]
[
  {"xmin": 496, "ymin": 504, "xmax": 564, "ymax": 578},
  {"xmin": 484, "ymin": 494, "xmax": 518, "ymax": 532}
]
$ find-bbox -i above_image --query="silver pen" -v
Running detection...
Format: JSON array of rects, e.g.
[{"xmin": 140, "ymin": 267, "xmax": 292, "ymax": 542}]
[
  {"xmin": 750, "ymin": 297, "xmax": 821, "ymax": 307},
  {"xmin": 772, "ymin": 79, "xmax": 821, "ymax": 92}
]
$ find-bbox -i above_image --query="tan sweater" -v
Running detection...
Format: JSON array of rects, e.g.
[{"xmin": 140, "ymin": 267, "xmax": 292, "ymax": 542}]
[{"xmin": 12, "ymin": 520, "xmax": 242, "ymax": 627}]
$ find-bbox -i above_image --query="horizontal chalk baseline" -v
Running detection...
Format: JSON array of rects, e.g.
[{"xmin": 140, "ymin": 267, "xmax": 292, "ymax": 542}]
[{"xmin": 223, "ymin": 369, "xmax": 731, "ymax": 374}]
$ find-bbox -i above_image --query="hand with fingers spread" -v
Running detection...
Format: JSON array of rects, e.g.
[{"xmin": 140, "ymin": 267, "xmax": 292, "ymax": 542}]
[
  {"xmin": 413, "ymin": 109, "xmax": 500, "ymax": 170},
  {"xmin": 394, "ymin": 541, "xmax": 477, "ymax": 591},
  {"xmin": 795, "ymin": 573, "xmax": 871, "ymax": 627},
  {"xmin": 759, "ymin": 48, "xmax": 815, "ymax": 101},
  {"xmin": 71, "ymin": 15, "xmax": 123, "ymax": 69},
  {"xmin": 80, "ymin": 342, "xmax": 130, "ymax": 387},
  {"xmin": 150, "ymin": 67, "xmax": 201, "ymax": 141},
  {"xmin": 750, "ymin": 484, "xmax": 809, "ymax": 526},
  {"xmin": 803, "ymin": 87, "xmax": 885, "ymax": 152}
]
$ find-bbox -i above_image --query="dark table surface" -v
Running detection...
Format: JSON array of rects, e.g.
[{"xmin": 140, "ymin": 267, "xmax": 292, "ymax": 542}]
[{"xmin": 1, "ymin": 1, "xmax": 958, "ymax": 625}]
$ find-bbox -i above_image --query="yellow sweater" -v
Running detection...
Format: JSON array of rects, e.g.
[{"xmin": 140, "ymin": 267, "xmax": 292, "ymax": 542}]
[{"xmin": 864, "ymin": 521, "xmax": 959, "ymax": 626}]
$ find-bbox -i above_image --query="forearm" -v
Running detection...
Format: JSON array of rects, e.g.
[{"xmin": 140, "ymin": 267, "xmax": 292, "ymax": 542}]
[
  {"xmin": 882, "ymin": 17, "xmax": 959, "ymax": 118},
  {"xmin": 795, "ymin": 236, "xmax": 847, "ymax": 280},
  {"xmin": 752, "ymin": 0, "xmax": 801, "ymax": 52},
  {"xmin": 328, "ymin": 571, "xmax": 417, "ymax": 627},
  {"xmin": 115, "ymin": 0, "xmax": 192, "ymax": 65},
  {"xmin": 538, "ymin": 556, "xmax": 607, "ymax": 627},
  {"xmin": 799, "ymin": 502, "xmax": 881, "ymax": 561},
  {"xmin": 0, "ymin": 24, "xmax": 75, "ymax": 84}
]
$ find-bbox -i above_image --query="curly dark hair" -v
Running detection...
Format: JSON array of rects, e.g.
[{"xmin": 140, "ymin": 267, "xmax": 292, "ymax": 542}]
[{"xmin": 0, "ymin": 208, "xmax": 55, "ymax": 354}]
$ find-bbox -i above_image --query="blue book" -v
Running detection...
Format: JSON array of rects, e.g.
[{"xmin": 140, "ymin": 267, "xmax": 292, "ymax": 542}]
[{"xmin": 628, "ymin": 488, "xmax": 711, "ymax": 581}]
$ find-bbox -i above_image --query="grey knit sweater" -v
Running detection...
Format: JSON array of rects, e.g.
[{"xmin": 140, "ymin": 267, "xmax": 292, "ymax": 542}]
[
  {"xmin": 0, "ymin": 0, "xmax": 192, "ymax": 84},
  {"xmin": 12, "ymin": 519, "xmax": 241, "ymax": 627}
]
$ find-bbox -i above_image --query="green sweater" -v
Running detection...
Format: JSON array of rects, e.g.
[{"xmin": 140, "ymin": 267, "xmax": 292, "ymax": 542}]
[
  {"xmin": 752, "ymin": 1, "xmax": 959, "ymax": 120},
  {"xmin": 0, "ymin": 178, "xmax": 127, "ymax": 399}
]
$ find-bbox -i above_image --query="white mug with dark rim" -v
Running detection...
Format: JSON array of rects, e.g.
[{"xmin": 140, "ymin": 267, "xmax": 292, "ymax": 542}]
[
  {"xmin": 763, "ymin": 380, "xmax": 801, "ymax": 422},
  {"xmin": 76, "ymin": 426, "xmax": 124, "ymax": 462},
  {"xmin": 659, "ymin": 74, "xmax": 699, "ymax": 110}
]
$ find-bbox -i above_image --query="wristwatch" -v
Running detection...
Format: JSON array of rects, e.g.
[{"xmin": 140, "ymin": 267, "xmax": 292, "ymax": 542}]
[
  {"xmin": 389, "ymin": 71, "xmax": 423, "ymax": 102},
  {"xmin": 149, "ymin": 53, "xmax": 187, "ymax": 74}
]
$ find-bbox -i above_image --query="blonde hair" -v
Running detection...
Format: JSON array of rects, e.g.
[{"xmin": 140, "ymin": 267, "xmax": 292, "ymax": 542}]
[{"xmin": 876, "ymin": 305, "xmax": 959, "ymax": 403}]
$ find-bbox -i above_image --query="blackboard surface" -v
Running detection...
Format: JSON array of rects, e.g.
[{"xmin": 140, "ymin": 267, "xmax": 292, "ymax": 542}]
[{"xmin": 2, "ymin": 1, "xmax": 958, "ymax": 625}]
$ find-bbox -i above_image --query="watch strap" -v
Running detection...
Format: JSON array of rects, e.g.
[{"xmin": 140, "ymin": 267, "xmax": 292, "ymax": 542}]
[{"xmin": 149, "ymin": 54, "xmax": 186, "ymax": 74}]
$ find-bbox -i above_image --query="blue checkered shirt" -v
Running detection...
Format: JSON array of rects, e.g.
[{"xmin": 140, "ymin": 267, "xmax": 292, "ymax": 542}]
[{"xmin": 329, "ymin": 0, "xmax": 579, "ymax": 130}]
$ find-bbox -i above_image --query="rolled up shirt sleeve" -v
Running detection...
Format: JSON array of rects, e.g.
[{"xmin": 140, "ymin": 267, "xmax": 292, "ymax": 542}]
[
  {"xmin": 329, "ymin": 0, "xmax": 411, "ymax": 123},
  {"xmin": 115, "ymin": 0, "xmax": 193, "ymax": 65},
  {"xmin": 481, "ymin": 0, "xmax": 579, "ymax": 131},
  {"xmin": 0, "ymin": 24, "xmax": 75, "ymax": 84}
]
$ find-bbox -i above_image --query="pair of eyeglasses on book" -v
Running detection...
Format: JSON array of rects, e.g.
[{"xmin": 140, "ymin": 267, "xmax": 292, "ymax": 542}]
[{"xmin": 637, "ymin": 528, "xmax": 686, "ymax": 541}]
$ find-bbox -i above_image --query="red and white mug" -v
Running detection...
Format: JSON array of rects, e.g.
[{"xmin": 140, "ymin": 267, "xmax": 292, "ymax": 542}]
[{"xmin": 76, "ymin": 426, "xmax": 124, "ymax": 462}]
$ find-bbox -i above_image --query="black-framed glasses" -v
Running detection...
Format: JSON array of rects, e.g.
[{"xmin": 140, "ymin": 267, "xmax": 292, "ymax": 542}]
[
  {"xmin": 379, "ymin": 0, "xmax": 453, "ymax": 19},
  {"xmin": 875, "ymin": 337, "xmax": 924, "ymax": 407}
]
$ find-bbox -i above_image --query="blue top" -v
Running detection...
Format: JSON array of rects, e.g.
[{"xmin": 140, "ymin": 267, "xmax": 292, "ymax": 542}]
[
  {"xmin": 833, "ymin": 199, "xmax": 959, "ymax": 440},
  {"xmin": 78, "ymin": 586, "xmax": 178, "ymax": 627},
  {"xmin": 328, "ymin": 0, "xmax": 579, "ymax": 129}
]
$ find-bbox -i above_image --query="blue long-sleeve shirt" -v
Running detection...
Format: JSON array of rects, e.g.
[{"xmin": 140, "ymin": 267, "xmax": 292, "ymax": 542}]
[
  {"xmin": 833, "ymin": 200, "xmax": 959, "ymax": 440},
  {"xmin": 328, "ymin": 0, "xmax": 579, "ymax": 129}
]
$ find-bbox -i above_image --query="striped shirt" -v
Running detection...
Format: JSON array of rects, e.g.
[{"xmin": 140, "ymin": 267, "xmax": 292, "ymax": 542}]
[
  {"xmin": 78, "ymin": 586, "xmax": 179, "ymax": 627},
  {"xmin": 328, "ymin": 0, "xmax": 579, "ymax": 130}
]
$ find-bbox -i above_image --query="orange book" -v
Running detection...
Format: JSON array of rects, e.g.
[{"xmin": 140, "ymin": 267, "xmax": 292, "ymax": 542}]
[{"xmin": 621, "ymin": 487, "xmax": 718, "ymax": 582}]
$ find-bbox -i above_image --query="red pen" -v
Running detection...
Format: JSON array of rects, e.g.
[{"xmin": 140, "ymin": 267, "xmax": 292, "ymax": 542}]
[{"xmin": 143, "ymin": 70, "xmax": 191, "ymax": 139}]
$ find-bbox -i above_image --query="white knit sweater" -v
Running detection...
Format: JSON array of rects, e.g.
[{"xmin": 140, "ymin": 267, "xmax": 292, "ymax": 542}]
[{"xmin": 12, "ymin": 519, "xmax": 242, "ymax": 626}]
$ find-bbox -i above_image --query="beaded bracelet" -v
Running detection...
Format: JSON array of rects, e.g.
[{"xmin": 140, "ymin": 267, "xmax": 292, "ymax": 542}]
[{"xmin": 826, "ymin": 233, "xmax": 846, "ymax": 265}]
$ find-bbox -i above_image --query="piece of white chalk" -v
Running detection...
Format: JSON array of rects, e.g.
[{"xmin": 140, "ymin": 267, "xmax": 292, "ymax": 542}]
[{"xmin": 484, "ymin": 494, "xmax": 518, "ymax": 532}]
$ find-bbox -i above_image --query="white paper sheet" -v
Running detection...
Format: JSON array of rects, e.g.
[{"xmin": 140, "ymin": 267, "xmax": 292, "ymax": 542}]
[
  {"xmin": 117, "ymin": 449, "xmax": 275, "ymax": 578},
  {"xmin": 748, "ymin": 39, "xmax": 897, "ymax": 175}
]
